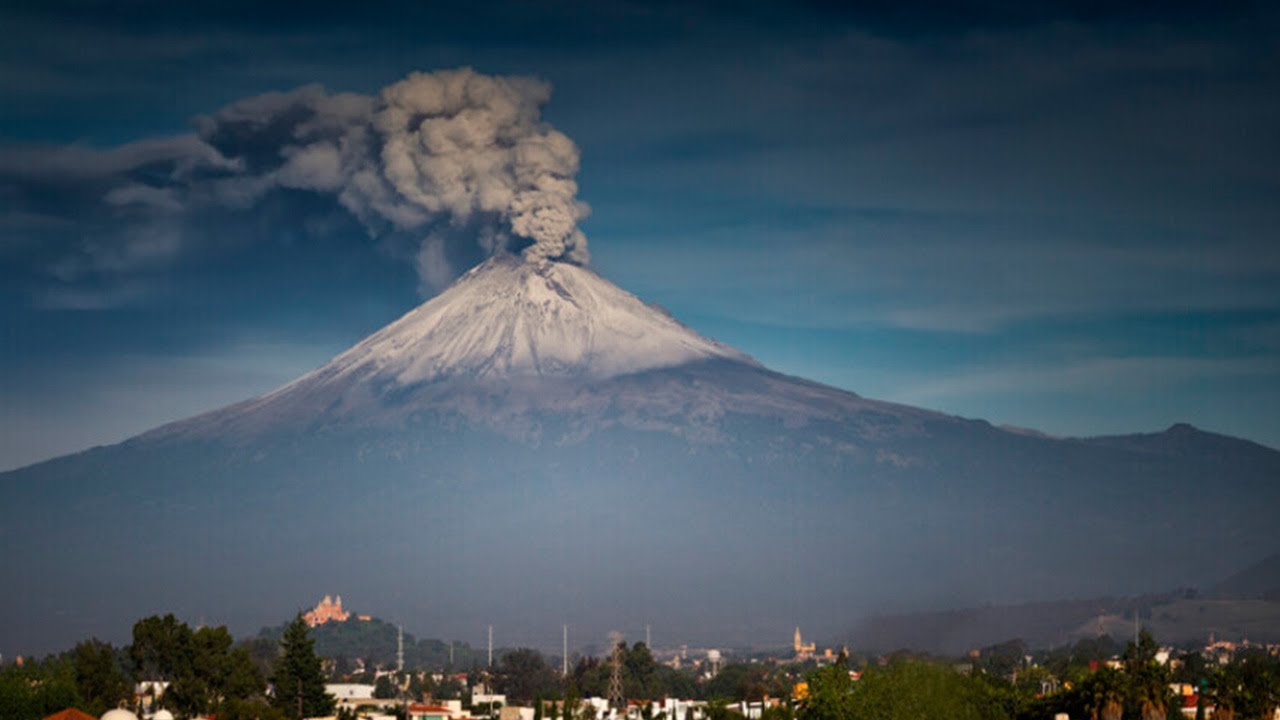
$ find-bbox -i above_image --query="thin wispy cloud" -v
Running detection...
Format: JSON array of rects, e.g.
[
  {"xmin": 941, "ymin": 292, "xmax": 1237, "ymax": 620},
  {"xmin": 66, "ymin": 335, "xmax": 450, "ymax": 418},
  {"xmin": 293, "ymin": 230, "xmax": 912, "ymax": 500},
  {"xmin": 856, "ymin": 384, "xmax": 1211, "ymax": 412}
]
[{"xmin": 897, "ymin": 355, "xmax": 1280, "ymax": 405}]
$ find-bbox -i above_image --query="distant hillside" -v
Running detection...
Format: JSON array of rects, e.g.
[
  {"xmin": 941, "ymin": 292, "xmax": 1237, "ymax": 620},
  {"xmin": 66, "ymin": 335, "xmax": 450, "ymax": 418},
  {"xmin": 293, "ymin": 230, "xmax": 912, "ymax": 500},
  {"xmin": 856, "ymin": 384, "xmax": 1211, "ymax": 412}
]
[
  {"xmin": 1209, "ymin": 553, "xmax": 1280, "ymax": 600},
  {"xmin": 1144, "ymin": 598, "xmax": 1280, "ymax": 644},
  {"xmin": 847, "ymin": 595, "xmax": 1167, "ymax": 655},
  {"xmin": 848, "ymin": 554, "xmax": 1280, "ymax": 654},
  {"xmin": 848, "ymin": 593, "xmax": 1280, "ymax": 655},
  {"xmin": 257, "ymin": 617, "xmax": 483, "ymax": 670}
]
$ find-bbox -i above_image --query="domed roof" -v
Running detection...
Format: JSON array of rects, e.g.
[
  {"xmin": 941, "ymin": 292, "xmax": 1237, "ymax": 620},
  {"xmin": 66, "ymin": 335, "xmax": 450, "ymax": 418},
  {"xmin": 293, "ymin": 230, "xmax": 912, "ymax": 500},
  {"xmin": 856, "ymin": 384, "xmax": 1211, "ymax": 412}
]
[
  {"xmin": 152, "ymin": 711, "xmax": 174, "ymax": 720},
  {"xmin": 101, "ymin": 709, "xmax": 138, "ymax": 720}
]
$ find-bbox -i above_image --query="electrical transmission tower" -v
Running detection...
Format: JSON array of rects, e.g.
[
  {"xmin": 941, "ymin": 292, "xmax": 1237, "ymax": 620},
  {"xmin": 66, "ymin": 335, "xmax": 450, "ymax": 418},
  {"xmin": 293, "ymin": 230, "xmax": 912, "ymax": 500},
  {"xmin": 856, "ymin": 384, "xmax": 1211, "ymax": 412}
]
[{"xmin": 607, "ymin": 631, "xmax": 625, "ymax": 711}]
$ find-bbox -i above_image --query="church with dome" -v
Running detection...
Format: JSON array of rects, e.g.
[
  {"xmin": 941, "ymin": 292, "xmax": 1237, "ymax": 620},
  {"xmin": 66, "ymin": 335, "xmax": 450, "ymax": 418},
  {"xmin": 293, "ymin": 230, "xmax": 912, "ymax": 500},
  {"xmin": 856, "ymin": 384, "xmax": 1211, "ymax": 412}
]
[{"xmin": 303, "ymin": 594, "xmax": 371, "ymax": 627}]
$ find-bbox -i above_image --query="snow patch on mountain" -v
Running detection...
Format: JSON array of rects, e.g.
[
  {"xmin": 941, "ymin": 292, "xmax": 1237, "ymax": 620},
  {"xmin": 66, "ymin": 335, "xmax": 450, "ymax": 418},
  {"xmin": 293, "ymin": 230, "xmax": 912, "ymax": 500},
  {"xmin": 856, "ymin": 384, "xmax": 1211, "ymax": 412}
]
[
  {"xmin": 290, "ymin": 255, "xmax": 753, "ymax": 387},
  {"xmin": 138, "ymin": 256, "xmax": 965, "ymax": 444}
]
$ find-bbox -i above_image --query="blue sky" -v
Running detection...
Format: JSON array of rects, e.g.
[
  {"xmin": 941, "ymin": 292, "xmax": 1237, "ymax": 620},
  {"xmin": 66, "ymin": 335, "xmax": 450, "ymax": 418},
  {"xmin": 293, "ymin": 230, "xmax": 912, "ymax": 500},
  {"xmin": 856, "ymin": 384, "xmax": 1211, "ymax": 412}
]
[{"xmin": 2, "ymin": 0, "xmax": 1279, "ymax": 470}]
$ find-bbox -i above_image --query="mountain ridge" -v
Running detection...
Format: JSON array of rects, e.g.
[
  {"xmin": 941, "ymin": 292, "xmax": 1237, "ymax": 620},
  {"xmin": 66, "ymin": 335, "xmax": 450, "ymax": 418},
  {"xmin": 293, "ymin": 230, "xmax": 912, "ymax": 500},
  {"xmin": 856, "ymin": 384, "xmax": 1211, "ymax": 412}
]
[{"xmin": 3, "ymin": 257, "xmax": 1279, "ymax": 656}]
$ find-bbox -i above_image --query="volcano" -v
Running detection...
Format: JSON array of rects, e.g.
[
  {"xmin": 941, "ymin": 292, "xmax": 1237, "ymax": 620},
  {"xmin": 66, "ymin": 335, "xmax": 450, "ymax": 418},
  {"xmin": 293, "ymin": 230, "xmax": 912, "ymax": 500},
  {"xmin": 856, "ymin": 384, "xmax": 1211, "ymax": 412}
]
[{"xmin": 3, "ymin": 256, "xmax": 1279, "ymax": 654}]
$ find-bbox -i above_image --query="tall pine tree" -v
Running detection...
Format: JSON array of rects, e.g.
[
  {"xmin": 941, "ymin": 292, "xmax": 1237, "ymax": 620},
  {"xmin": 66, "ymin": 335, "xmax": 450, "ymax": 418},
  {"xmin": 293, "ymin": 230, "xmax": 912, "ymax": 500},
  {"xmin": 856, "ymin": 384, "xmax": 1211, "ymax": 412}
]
[{"xmin": 269, "ymin": 615, "xmax": 335, "ymax": 720}]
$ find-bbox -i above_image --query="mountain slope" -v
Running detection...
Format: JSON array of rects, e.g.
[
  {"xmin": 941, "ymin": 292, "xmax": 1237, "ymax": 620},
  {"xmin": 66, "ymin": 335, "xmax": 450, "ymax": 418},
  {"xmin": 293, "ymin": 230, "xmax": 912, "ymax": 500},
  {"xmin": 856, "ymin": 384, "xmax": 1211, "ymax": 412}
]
[
  {"xmin": 145, "ymin": 256, "xmax": 945, "ymax": 444},
  {"xmin": 3, "ymin": 256, "xmax": 1279, "ymax": 656},
  {"xmin": 1210, "ymin": 553, "xmax": 1280, "ymax": 600}
]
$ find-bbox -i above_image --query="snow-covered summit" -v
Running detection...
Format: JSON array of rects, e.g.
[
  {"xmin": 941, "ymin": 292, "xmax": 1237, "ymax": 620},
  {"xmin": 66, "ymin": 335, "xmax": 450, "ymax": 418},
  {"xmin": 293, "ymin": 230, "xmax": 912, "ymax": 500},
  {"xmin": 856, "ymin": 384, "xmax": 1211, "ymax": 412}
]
[{"xmin": 287, "ymin": 255, "xmax": 753, "ymax": 389}]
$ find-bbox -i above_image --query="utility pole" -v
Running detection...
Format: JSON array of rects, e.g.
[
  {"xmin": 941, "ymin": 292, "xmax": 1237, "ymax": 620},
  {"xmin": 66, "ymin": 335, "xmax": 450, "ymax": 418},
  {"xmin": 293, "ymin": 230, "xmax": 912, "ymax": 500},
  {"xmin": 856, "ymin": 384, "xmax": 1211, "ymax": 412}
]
[
  {"xmin": 645, "ymin": 624, "xmax": 651, "ymax": 648},
  {"xmin": 397, "ymin": 625, "xmax": 405, "ymax": 674},
  {"xmin": 449, "ymin": 641, "xmax": 454, "ymax": 667},
  {"xmin": 563, "ymin": 625, "xmax": 569, "ymax": 676},
  {"xmin": 398, "ymin": 652, "xmax": 408, "ymax": 720},
  {"xmin": 488, "ymin": 625, "xmax": 493, "ymax": 667},
  {"xmin": 607, "ymin": 631, "xmax": 624, "ymax": 711}
]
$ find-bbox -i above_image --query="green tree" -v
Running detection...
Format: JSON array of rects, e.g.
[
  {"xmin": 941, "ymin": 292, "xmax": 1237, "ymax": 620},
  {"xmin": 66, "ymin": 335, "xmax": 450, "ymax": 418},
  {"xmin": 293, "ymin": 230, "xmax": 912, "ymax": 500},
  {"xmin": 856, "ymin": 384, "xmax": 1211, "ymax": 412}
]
[
  {"xmin": 0, "ymin": 659, "xmax": 82, "ymax": 720},
  {"xmin": 797, "ymin": 657, "xmax": 856, "ymax": 720},
  {"xmin": 705, "ymin": 664, "xmax": 770, "ymax": 702},
  {"xmin": 704, "ymin": 699, "xmax": 743, "ymax": 720},
  {"xmin": 562, "ymin": 684, "xmax": 580, "ymax": 720},
  {"xmin": 331, "ymin": 656, "xmax": 354, "ymax": 681},
  {"xmin": 225, "ymin": 646, "xmax": 269, "ymax": 704},
  {"xmin": 494, "ymin": 649, "xmax": 561, "ymax": 705},
  {"xmin": 269, "ymin": 615, "xmax": 336, "ymax": 720},
  {"xmin": 72, "ymin": 639, "xmax": 132, "ymax": 716},
  {"xmin": 168, "ymin": 626, "xmax": 234, "ymax": 716},
  {"xmin": 131, "ymin": 615, "xmax": 192, "ymax": 682},
  {"xmin": 435, "ymin": 676, "xmax": 463, "ymax": 700},
  {"xmin": 1121, "ymin": 631, "xmax": 1169, "ymax": 720},
  {"xmin": 373, "ymin": 675, "xmax": 397, "ymax": 700},
  {"xmin": 845, "ymin": 659, "xmax": 1007, "ymax": 720},
  {"xmin": 759, "ymin": 705, "xmax": 794, "ymax": 720},
  {"xmin": 975, "ymin": 640, "xmax": 1028, "ymax": 683},
  {"xmin": 622, "ymin": 644, "xmax": 658, "ymax": 700},
  {"xmin": 130, "ymin": 615, "xmax": 267, "ymax": 719},
  {"xmin": 1076, "ymin": 667, "xmax": 1125, "ymax": 720},
  {"xmin": 241, "ymin": 637, "xmax": 283, "ymax": 679},
  {"xmin": 1208, "ymin": 648, "xmax": 1280, "ymax": 720},
  {"xmin": 220, "ymin": 696, "xmax": 288, "ymax": 720}
]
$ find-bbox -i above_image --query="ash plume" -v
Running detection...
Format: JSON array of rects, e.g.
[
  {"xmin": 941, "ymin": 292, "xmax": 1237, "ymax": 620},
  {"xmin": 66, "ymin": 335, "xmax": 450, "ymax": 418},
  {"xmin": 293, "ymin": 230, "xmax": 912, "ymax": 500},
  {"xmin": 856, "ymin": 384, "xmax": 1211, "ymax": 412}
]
[
  {"xmin": 200, "ymin": 68, "xmax": 590, "ymax": 269},
  {"xmin": 1, "ymin": 68, "xmax": 589, "ymax": 293}
]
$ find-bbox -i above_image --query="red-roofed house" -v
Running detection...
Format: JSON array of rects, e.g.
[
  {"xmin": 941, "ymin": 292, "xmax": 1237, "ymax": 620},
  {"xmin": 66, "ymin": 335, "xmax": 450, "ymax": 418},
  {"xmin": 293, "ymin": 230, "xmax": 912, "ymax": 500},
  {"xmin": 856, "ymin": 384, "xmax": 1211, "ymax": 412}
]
[{"xmin": 43, "ymin": 709, "xmax": 98, "ymax": 720}]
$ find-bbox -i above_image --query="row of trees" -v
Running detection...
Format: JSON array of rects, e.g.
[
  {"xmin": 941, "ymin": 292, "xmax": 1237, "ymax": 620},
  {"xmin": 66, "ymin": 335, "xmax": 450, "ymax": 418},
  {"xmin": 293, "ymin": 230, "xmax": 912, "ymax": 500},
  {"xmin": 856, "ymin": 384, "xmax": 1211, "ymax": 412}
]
[
  {"xmin": 963, "ymin": 631, "xmax": 1280, "ymax": 720},
  {"xmin": 472, "ymin": 643, "xmax": 699, "ymax": 706},
  {"xmin": 486, "ymin": 633, "xmax": 1280, "ymax": 720},
  {"xmin": 801, "ymin": 657, "xmax": 1005, "ymax": 720},
  {"xmin": 10, "ymin": 620, "xmax": 1280, "ymax": 720},
  {"xmin": 1, "ymin": 614, "xmax": 334, "ymax": 720},
  {"xmin": 0, "ymin": 641, "xmax": 128, "ymax": 720},
  {"xmin": 798, "ymin": 627, "xmax": 1280, "ymax": 717}
]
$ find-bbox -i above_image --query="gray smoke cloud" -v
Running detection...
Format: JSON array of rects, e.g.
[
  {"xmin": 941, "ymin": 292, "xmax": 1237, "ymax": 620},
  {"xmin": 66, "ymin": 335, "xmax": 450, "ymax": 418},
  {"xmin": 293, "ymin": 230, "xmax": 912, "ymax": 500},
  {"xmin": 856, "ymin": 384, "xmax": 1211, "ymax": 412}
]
[
  {"xmin": 198, "ymin": 68, "xmax": 590, "ymax": 269},
  {"xmin": 2, "ymin": 68, "xmax": 589, "ymax": 297}
]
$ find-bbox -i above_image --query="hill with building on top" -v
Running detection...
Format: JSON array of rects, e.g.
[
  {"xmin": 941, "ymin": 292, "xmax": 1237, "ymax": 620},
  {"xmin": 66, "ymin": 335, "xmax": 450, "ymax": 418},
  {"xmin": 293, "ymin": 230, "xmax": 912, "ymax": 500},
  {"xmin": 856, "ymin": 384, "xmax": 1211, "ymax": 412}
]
[{"xmin": 258, "ymin": 596, "xmax": 483, "ymax": 671}]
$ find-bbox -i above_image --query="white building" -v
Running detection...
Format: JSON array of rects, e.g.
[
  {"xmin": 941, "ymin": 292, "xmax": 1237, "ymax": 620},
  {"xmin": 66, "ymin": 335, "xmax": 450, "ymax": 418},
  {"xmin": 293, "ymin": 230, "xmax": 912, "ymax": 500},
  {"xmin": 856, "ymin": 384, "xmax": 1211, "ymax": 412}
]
[{"xmin": 327, "ymin": 684, "xmax": 377, "ymax": 701}]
